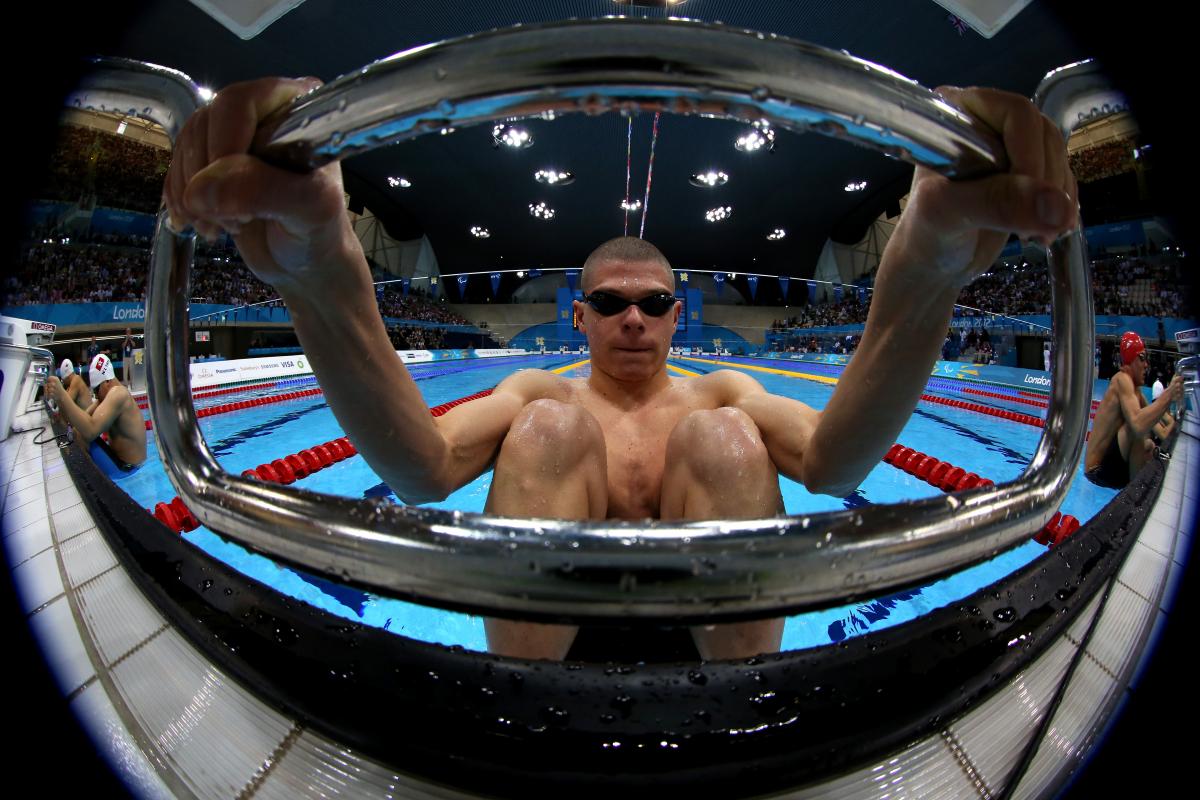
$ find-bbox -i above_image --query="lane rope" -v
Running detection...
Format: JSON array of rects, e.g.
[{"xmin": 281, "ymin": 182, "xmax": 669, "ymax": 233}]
[{"xmin": 149, "ymin": 389, "xmax": 494, "ymax": 532}]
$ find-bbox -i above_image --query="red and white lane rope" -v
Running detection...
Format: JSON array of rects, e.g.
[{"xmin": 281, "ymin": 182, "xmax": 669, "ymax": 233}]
[
  {"xmin": 880, "ymin": 443, "xmax": 1080, "ymax": 548},
  {"xmin": 149, "ymin": 389, "xmax": 494, "ymax": 532}
]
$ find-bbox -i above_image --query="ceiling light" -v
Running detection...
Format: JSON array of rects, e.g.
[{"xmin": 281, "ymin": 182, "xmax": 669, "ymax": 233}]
[
  {"xmin": 493, "ymin": 124, "xmax": 533, "ymax": 149},
  {"xmin": 387, "ymin": 176, "xmax": 412, "ymax": 188},
  {"xmin": 689, "ymin": 170, "xmax": 729, "ymax": 188},
  {"xmin": 705, "ymin": 206, "xmax": 733, "ymax": 223},
  {"xmin": 529, "ymin": 202, "xmax": 556, "ymax": 220},
  {"xmin": 767, "ymin": 228, "xmax": 786, "ymax": 241},
  {"xmin": 535, "ymin": 169, "xmax": 575, "ymax": 186},
  {"xmin": 620, "ymin": 199, "xmax": 642, "ymax": 212},
  {"xmin": 197, "ymin": 87, "xmax": 215, "ymax": 102},
  {"xmin": 734, "ymin": 120, "xmax": 775, "ymax": 153},
  {"xmin": 470, "ymin": 226, "xmax": 490, "ymax": 238},
  {"xmin": 844, "ymin": 180, "xmax": 868, "ymax": 192},
  {"xmin": 440, "ymin": 127, "xmax": 456, "ymax": 135},
  {"xmin": 516, "ymin": 271, "xmax": 525, "ymax": 278}
]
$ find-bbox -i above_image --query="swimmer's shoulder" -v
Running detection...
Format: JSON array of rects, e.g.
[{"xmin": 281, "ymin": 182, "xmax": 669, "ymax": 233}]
[
  {"xmin": 495, "ymin": 368, "xmax": 576, "ymax": 403},
  {"xmin": 693, "ymin": 368, "xmax": 766, "ymax": 403}
]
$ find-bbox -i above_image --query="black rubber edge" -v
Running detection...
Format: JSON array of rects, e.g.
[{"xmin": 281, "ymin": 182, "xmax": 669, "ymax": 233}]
[{"xmin": 58, "ymin": 408, "xmax": 1167, "ymax": 799}]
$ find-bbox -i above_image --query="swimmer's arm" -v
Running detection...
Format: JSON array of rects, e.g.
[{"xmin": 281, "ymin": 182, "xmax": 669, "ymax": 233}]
[
  {"xmin": 59, "ymin": 386, "xmax": 125, "ymax": 444},
  {"xmin": 287, "ymin": 281, "xmax": 551, "ymax": 504},
  {"xmin": 782, "ymin": 88, "xmax": 1078, "ymax": 495},
  {"xmin": 723, "ymin": 372, "xmax": 823, "ymax": 489},
  {"xmin": 1117, "ymin": 373, "xmax": 1177, "ymax": 437},
  {"xmin": 431, "ymin": 370, "xmax": 568, "ymax": 497}
]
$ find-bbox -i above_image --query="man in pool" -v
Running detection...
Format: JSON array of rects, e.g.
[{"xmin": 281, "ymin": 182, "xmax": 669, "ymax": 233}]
[
  {"xmin": 45, "ymin": 353, "xmax": 147, "ymax": 472},
  {"xmin": 1085, "ymin": 331, "xmax": 1182, "ymax": 489},
  {"xmin": 164, "ymin": 79, "xmax": 1078, "ymax": 660},
  {"xmin": 55, "ymin": 358, "xmax": 93, "ymax": 411}
]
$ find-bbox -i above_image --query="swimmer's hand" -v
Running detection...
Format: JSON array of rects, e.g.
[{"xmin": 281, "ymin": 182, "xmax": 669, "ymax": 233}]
[
  {"xmin": 1168, "ymin": 374, "xmax": 1186, "ymax": 403},
  {"xmin": 44, "ymin": 375, "xmax": 64, "ymax": 404},
  {"xmin": 162, "ymin": 77, "xmax": 363, "ymax": 297},
  {"xmin": 890, "ymin": 87, "xmax": 1079, "ymax": 288}
]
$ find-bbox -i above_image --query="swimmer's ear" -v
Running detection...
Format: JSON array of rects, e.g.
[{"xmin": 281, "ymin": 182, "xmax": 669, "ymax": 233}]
[{"xmin": 573, "ymin": 299, "xmax": 587, "ymax": 333}]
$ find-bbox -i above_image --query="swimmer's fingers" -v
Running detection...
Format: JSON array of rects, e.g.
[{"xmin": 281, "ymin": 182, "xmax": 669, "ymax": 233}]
[
  {"xmin": 164, "ymin": 78, "xmax": 322, "ymax": 238},
  {"xmin": 939, "ymin": 86, "xmax": 1045, "ymax": 184},
  {"xmin": 935, "ymin": 87, "xmax": 1078, "ymax": 240},
  {"xmin": 182, "ymin": 154, "xmax": 346, "ymax": 234},
  {"xmin": 205, "ymin": 77, "xmax": 323, "ymax": 163},
  {"xmin": 919, "ymin": 171, "xmax": 1074, "ymax": 241}
]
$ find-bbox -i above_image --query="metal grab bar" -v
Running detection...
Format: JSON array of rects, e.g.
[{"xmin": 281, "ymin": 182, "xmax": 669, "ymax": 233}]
[
  {"xmin": 1179, "ymin": 356, "xmax": 1199, "ymax": 416},
  {"xmin": 72, "ymin": 18, "xmax": 1095, "ymax": 622}
]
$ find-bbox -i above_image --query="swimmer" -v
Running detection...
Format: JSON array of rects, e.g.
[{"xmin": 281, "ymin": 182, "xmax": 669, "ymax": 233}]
[
  {"xmin": 165, "ymin": 79, "xmax": 1078, "ymax": 661},
  {"xmin": 1086, "ymin": 332, "xmax": 1182, "ymax": 488},
  {"xmin": 55, "ymin": 358, "xmax": 93, "ymax": 411},
  {"xmin": 45, "ymin": 353, "xmax": 147, "ymax": 469}
]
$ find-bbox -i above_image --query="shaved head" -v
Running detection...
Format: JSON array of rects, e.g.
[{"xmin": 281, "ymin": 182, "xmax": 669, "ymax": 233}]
[{"xmin": 581, "ymin": 237, "xmax": 674, "ymax": 293}]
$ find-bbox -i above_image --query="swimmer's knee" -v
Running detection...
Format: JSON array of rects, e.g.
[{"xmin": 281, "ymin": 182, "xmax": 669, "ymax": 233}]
[
  {"xmin": 501, "ymin": 400, "xmax": 604, "ymax": 464},
  {"xmin": 667, "ymin": 408, "xmax": 772, "ymax": 481}
]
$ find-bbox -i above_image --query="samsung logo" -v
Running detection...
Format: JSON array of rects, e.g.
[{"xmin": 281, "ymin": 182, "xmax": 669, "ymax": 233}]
[{"xmin": 1024, "ymin": 375, "xmax": 1051, "ymax": 386}]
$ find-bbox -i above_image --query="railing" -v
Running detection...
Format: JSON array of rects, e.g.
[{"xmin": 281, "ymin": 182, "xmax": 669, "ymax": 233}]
[{"xmin": 72, "ymin": 18, "xmax": 1097, "ymax": 622}]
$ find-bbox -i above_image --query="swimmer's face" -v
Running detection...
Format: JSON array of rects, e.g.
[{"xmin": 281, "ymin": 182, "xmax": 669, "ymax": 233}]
[
  {"xmin": 1130, "ymin": 351, "xmax": 1149, "ymax": 386},
  {"xmin": 575, "ymin": 258, "xmax": 679, "ymax": 382},
  {"xmin": 95, "ymin": 380, "xmax": 111, "ymax": 401}
]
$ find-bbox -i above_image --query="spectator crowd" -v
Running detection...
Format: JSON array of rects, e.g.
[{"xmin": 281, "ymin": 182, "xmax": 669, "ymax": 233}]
[
  {"xmin": 772, "ymin": 253, "xmax": 1192, "ymax": 335},
  {"xmin": 39, "ymin": 125, "xmax": 170, "ymax": 214},
  {"xmin": 1067, "ymin": 137, "xmax": 1138, "ymax": 184},
  {"xmin": 3, "ymin": 238, "xmax": 476, "ymax": 331}
]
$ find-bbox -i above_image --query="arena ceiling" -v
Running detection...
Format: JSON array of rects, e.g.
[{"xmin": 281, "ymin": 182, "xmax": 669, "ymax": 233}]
[{"xmin": 24, "ymin": 2, "xmax": 1123, "ymax": 279}]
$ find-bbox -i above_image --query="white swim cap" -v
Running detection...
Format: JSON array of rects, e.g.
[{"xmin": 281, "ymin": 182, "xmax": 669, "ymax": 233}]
[
  {"xmin": 89, "ymin": 353, "xmax": 115, "ymax": 388},
  {"xmin": 58, "ymin": 359, "xmax": 74, "ymax": 380}
]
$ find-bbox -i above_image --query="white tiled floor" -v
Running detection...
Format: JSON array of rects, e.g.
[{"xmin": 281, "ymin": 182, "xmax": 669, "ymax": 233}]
[{"xmin": 5, "ymin": 404, "xmax": 1197, "ymax": 799}]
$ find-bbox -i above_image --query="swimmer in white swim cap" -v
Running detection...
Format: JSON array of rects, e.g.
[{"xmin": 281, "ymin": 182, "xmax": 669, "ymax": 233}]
[
  {"xmin": 54, "ymin": 358, "xmax": 93, "ymax": 411},
  {"xmin": 46, "ymin": 353, "xmax": 147, "ymax": 468}
]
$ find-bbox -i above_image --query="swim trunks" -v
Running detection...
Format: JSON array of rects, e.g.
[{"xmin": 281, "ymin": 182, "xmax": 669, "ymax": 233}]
[
  {"xmin": 89, "ymin": 438, "xmax": 143, "ymax": 481},
  {"xmin": 1084, "ymin": 435, "xmax": 1128, "ymax": 489},
  {"xmin": 566, "ymin": 624, "xmax": 702, "ymax": 663}
]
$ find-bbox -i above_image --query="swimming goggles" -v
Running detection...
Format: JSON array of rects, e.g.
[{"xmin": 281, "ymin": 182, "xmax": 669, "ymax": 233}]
[{"xmin": 583, "ymin": 291, "xmax": 678, "ymax": 317}]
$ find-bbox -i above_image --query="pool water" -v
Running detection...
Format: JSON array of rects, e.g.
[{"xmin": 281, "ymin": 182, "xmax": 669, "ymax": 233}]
[{"xmin": 119, "ymin": 352, "xmax": 1116, "ymax": 656}]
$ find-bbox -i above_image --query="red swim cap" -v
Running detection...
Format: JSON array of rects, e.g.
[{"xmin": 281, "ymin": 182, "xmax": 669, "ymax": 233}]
[{"xmin": 1120, "ymin": 331, "xmax": 1145, "ymax": 365}]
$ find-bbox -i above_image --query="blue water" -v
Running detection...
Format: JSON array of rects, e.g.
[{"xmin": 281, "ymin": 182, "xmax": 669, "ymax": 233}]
[{"xmin": 123, "ymin": 352, "xmax": 1116, "ymax": 656}]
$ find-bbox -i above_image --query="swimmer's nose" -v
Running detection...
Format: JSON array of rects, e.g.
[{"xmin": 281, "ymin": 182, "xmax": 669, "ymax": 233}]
[{"xmin": 619, "ymin": 304, "xmax": 647, "ymax": 329}]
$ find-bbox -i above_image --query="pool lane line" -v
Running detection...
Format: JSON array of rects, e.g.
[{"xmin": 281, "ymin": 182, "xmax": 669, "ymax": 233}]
[
  {"xmin": 678, "ymin": 356, "xmax": 840, "ymax": 385},
  {"xmin": 149, "ymin": 388, "xmax": 498, "ymax": 532},
  {"xmin": 880, "ymin": 443, "xmax": 1079, "ymax": 547},
  {"xmin": 681, "ymin": 356, "xmax": 1049, "ymax": 428},
  {"xmin": 134, "ymin": 353, "xmax": 563, "ymax": 407},
  {"xmin": 142, "ymin": 356, "xmax": 582, "ymax": 427},
  {"xmin": 551, "ymin": 359, "xmax": 591, "ymax": 374}
]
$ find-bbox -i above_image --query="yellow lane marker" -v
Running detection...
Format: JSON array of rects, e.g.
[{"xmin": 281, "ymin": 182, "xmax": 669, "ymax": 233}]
[
  {"xmin": 666, "ymin": 363, "xmax": 703, "ymax": 377},
  {"xmin": 678, "ymin": 356, "xmax": 840, "ymax": 385},
  {"xmin": 551, "ymin": 359, "xmax": 591, "ymax": 374}
]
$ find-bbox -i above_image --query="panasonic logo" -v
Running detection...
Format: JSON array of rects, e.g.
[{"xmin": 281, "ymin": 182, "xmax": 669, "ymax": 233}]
[
  {"xmin": 112, "ymin": 306, "xmax": 146, "ymax": 321},
  {"xmin": 1024, "ymin": 375, "xmax": 1051, "ymax": 386}
]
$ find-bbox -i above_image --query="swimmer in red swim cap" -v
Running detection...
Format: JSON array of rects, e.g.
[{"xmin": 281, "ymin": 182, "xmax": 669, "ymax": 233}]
[{"xmin": 1085, "ymin": 332, "xmax": 1182, "ymax": 488}]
